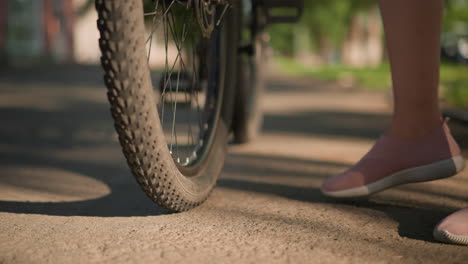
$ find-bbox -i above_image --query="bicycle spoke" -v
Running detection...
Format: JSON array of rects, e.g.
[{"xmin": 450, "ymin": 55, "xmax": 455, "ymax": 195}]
[
  {"xmin": 168, "ymin": 12, "xmax": 182, "ymax": 159},
  {"xmin": 144, "ymin": 0, "xmax": 222, "ymax": 166},
  {"xmin": 166, "ymin": 5, "xmax": 194, "ymax": 159},
  {"xmin": 145, "ymin": 0, "xmax": 176, "ymax": 44},
  {"xmin": 147, "ymin": 0, "xmax": 160, "ymax": 61},
  {"xmin": 171, "ymin": 7, "xmax": 203, "ymax": 148}
]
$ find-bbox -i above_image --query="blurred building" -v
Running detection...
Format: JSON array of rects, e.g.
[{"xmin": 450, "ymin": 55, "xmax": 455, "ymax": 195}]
[
  {"xmin": 0, "ymin": 0, "xmax": 101, "ymax": 65},
  {"xmin": 0, "ymin": 0, "xmax": 173, "ymax": 66},
  {"xmin": 1, "ymin": 0, "xmax": 73, "ymax": 64}
]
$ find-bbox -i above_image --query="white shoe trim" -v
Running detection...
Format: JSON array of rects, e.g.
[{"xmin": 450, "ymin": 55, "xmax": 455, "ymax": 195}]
[
  {"xmin": 433, "ymin": 229, "xmax": 468, "ymax": 246},
  {"xmin": 321, "ymin": 156, "xmax": 466, "ymax": 198}
]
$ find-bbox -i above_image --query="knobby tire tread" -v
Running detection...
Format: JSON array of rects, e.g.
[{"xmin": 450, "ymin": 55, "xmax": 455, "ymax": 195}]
[{"xmin": 96, "ymin": 0, "xmax": 205, "ymax": 212}]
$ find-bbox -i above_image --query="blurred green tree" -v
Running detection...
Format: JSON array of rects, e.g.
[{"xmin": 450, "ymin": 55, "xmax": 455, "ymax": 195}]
[
  {"xmin": 444, "ymin": 0, "xmax": 468, "ymax": 32},
  {"xmin": 269, "ymin": 0, "xmax": 468, "ymax": 65}
]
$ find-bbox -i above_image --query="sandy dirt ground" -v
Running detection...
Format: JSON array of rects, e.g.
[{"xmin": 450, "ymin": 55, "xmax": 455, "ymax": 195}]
[{"xmin": 0, "ymin": 65, "xmax": 467, "ymax": 264}]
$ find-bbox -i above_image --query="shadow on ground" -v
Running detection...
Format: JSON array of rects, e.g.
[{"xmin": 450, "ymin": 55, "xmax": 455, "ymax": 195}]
[
  {"xmin": 219, "ymin": 152, "xmax": 466, "ymax": 243},
  {"xmin": 263, "ymin": 111, "xmax": 390, "ymax": 140},
  {"xmin": 0, "ymin": 104, "xmax": 168, "ymax": 217},
  {"xmin": 0, "ymin": 64, "xmax": 104, "ymax": 87},
  {"xmin": 0, "ymin": 66, "xmax": 467, "ymax": 244}
]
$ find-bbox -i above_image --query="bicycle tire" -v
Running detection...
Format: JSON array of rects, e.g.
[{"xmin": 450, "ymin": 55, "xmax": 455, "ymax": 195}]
[{"xmin": 95, "ymin": 0, "xmax": 239, "ymax": 212}]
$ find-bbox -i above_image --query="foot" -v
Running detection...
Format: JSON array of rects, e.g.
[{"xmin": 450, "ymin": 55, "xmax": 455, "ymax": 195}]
[
  {"xmin": 434, "ymin": 208, "xmax": 468, "ymax": 246},
  {"xmin": 321, "ymin": 120, "xmax": 465, "ymax": 198}
]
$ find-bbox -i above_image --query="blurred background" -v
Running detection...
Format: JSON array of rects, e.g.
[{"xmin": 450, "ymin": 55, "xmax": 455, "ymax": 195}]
[
  {"xmin": 267, "ymin": 0, "xmax": 468, "ymax": 109},
  {"xmin": 0, "ymin": 0, "xmax": 98, "ymax": 64},
  {"xmin": 0, "ymin": 0, "xmax": 467, "ymax": 109}
]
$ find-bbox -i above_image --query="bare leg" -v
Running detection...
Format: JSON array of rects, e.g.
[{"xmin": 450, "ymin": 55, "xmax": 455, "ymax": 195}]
[
  {"xmin": 321, "ymin": 0, "xmax": 468, "ymax": 245},
  {"xmin": 380, "ymin": 0, "xmax": 444, "ymax": 139},
  {"xmin": 381, "ymin": 0, "xmax": 468, "ymax": 246}
]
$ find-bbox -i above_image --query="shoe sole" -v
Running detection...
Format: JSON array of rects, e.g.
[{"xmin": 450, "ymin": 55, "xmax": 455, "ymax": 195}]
[
  {"xmin": 433, "ymin": 229, "xmax": 468, "ymax": 246},
  {"xmin": 321, "ymin": 156, "xmax": 466, "ymax": 198}
]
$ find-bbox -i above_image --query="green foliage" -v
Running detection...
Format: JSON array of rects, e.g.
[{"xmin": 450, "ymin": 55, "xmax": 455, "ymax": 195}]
[
  {"xmin": 302, "ymin": 0, "xmax": 374, "ymax": 46},
  {"xmin": 276, "ymin": 56, "xmax": 390, "ymax": 89},
  {"xmin": 268, "ymin": 24, "xmax": 296, "ymax": 55},
  {"xmin": 270, "ymin": 0, "xmax": 468, "ymax": 56},
  {"xmin": 269, "ymin": 0, "xmax": 376, "ymax": 55},
  {"xmin": 444, "ymin": 0, "xmax": 468, "ymax": 32},
  {"xmin": 441, "ymin": 63, "xmax": 468, "ymax": 107},
  {"xmin": 445, "ymin": 81, "xmax": 468, "ymax": 108},
  {"xmin": 276, "ymin": 57, "xmax": 468, "ymax": 108}
]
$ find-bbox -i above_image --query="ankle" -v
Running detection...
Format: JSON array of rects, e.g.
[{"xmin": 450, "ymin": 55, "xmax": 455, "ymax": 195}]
[{"xmin": 387, "ymin": 116, "xmax": 443, "ymax": 140}]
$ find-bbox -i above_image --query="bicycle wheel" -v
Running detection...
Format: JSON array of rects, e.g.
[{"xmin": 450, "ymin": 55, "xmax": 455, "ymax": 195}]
[{"xmin": 96, "ymin": 0, "xmax": 239, "ymax": 212}]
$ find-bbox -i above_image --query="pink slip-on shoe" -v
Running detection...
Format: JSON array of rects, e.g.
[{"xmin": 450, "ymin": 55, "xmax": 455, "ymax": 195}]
[
  {"xmin": 433, "ymin": 208, "xmax": 468, "ymax": 246},
  {"xmin": 321, "ymin": 120, "xmax": 465, "ymax": 198}
]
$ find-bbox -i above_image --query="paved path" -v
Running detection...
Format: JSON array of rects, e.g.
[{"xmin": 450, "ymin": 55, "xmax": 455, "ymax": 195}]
[{"xmin": 0, "ymin": 66, "xmax": 467, "ymax": 263}]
